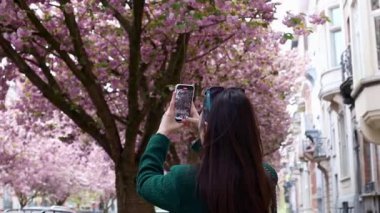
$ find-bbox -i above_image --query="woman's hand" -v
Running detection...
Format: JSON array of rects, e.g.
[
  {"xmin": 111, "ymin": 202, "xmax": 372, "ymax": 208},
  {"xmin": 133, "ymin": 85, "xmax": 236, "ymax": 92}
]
[
  {"xmin": 183, "ymin": 102, "xmax": 200, "ymax": 129},
  {"xmin": 157, "ymin": 93, "xmax": 184, "ymax": 137},
  {"xmin": 157, "ymin": 93, "xmax": 201, "ymax": 138}
]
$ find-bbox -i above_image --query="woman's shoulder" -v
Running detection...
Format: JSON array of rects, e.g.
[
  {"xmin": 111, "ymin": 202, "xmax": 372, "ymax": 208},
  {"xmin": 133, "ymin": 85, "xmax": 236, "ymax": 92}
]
[
  {"xmin": 169, "ymin": 165, "xmax": 200, "ymax": 205},
  {"xmin": 169, "ymin": 164, "xmax": 197, "ymax": 181},
  {"xmin": 262, "ymin": 163, "xmax": 278, "ymax": 184},
  {"xmin": 169, "ymin": 165, "xmax": 199, "ymax": 193}
]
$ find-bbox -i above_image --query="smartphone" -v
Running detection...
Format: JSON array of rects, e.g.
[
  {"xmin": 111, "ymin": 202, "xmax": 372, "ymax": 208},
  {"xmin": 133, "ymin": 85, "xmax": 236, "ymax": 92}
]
[{"xmin": 174, "ymin": 84, "xmax": 195, "ymax": 122}]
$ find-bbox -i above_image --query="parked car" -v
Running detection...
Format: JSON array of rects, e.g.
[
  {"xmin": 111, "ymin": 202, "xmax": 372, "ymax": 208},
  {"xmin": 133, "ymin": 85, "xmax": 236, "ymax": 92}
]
[{"xmin": 4, "ymin": 206, "xmax": 76, "ymax": 213}]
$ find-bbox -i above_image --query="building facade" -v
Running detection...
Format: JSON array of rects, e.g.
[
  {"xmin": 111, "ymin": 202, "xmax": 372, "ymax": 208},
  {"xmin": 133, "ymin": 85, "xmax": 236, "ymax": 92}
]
[
  {"xmin": 343, "ymin": 0, "xmax": 380, "ymax": 212},
  {"xmin": 279, "ymin": 0, "xmax": 380, "ymax": 212}
]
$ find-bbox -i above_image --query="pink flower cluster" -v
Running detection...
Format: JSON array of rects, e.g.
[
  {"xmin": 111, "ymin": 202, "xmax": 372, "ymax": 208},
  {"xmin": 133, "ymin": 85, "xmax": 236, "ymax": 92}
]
[{"xmin": 309, "ymin": 12, "xmax": 329, "ymax": 25}]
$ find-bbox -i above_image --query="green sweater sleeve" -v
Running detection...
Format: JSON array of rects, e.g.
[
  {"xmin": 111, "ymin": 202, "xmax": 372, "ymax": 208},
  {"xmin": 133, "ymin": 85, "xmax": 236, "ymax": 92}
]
[
  {"xmin": 136, "ymin": 133, "xmax": 180, "ymax": 212},
  {"xmin": 263, "ymin": 163, "xmax": 278, "ymax": 184}
]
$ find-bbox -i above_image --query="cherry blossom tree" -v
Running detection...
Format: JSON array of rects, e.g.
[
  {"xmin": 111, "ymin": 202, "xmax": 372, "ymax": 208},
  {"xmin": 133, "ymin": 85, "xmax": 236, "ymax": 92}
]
[
  {"xmin": 0, "ymin": 102, "xmax": 115, "ymax": 208},
  {"xmin": 0, "ymin": 0, "xmax": 325, "ymax": 212}
]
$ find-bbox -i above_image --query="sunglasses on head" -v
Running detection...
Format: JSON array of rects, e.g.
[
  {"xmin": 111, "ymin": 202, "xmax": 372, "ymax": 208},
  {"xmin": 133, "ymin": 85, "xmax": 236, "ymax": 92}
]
[{"xmin": 202, "ymin": 86, "xmax": 245, "ymax": 121}]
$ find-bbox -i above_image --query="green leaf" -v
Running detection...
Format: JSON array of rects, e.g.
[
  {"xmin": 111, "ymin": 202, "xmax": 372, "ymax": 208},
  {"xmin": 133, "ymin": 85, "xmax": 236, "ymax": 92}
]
[
  {"xmin": 115, "ymin": 27, "xmax": 125, "ymax": 36},
  {"xmin": 248, "ymin": 20, "xmax": 269, "ymax": 28},
  {"xmin": 283, "ymin": 33, "xmax": 294, "ymax": 40},
  {"xmin": 172, "ymin": 2, "xmax": 181, "ymax": 10},
  {"xmin": 291, "ymin": 17, "xmax": 302, "ymax": 25},
  {"xmin": 176, "ymin": 22, "xmax": 187, "ymax": 30},
  {"xmin": 205, "ymin": 6, "xmax": 221, "ymax": 15},
  {"xmin": 193, "ymin": 11, "xmax": 203, "ymax": 20},
  {"xmin": 97, "ymin": 62, "xmax": 108, "ymax": 68},
  {"xmin": 241, "ymin": 79, "xmax": 250, "ymax": 86}
]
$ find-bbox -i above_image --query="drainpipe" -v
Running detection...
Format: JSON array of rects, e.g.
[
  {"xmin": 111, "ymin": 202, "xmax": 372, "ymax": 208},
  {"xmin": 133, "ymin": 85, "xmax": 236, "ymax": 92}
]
[
  {"xmin": 354, "ymin": 129, "xmax": 363, "ymax": 213},
  {"xmin": 317, "ymin": 163, "xmax": 331, "ymax": 213}
]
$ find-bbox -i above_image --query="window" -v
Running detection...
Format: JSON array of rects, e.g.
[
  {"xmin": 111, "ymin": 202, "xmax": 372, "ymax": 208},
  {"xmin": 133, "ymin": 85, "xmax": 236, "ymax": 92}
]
[
  {"xmin": 338, "ymin": 114, "xmax": 349, "ymax": 178},
  {"xmin": 363, "ymin": 139, "xmax": 372, "ymax": 184},
  {"xmin": 331, "ymin": 7, "xmax": 342, "ymax": 26},
  {"xmin": 291, "ymin": 39, "xmax": 299, "ymax": 49},
  {"xmin": 372, "ymin": 0, "xmax": 380, "ymax": 10},
  {"xmin": 329, "ymin": 110, "xmax": 336, "ymax": 156},
  {"xmin": 329, "ymin": 7, "xmax": 344, "ymax": 67},
  {"xmin": 304, "ymin": 35, "xmax": 309, "ymax": 51},
  {"xmin": 370, "ymin": 0, "xmax": 380, "ymax": 70},
  {"xmin": 351, "ymin": 3, "xmax": 365, "ymax": 80},
  {"xmin": 375, "ymin": 16, "xmax": 380, "ymax": 70}
]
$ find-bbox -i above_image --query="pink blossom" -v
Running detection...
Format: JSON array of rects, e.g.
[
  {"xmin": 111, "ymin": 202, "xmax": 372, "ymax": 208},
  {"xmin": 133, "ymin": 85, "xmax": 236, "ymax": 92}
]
[{"xmin": 309, "ymin": 12, "xmax": 329, "ymax": 25}]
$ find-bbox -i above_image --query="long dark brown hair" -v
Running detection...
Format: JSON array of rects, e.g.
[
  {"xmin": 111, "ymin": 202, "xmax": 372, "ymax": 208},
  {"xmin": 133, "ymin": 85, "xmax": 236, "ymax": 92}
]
[{"xmin": 197, "ymin": 88, "xmax": 273, "ymax": 213}]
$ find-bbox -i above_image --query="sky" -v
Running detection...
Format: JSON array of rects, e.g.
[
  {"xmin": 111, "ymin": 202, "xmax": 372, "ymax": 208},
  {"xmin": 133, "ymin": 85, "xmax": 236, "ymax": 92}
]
[
  {"xmin": 271, "ymin": 0, "xmax": 300, "ymax": 31},
  {"xmin": 271, "ymin": 0, "xmax": 307, "ymax": 115}
]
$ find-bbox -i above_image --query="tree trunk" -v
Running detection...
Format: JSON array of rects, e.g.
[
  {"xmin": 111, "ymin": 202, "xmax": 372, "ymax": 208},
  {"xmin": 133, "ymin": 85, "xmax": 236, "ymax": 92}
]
[
  {"xmin": 115, "ymin": 162, "xmax": 154, "ymax": 213},
  {"xmin": 18, "ymin": 198, "xmax": 27, "ymax": 209},
  {"xmin": 55, "ymin": 199, "xmax": 66, "ymax": 206},
  {"xmin": 16, "ymin": 192, "xmax": 29, "ymax": 209}
]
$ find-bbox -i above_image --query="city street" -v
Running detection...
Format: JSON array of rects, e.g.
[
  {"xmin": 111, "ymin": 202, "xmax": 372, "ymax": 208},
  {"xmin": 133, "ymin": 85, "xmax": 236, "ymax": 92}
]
[{"xmin": 1, "ymin": 0, "xmax": 380, "ymax": 213}]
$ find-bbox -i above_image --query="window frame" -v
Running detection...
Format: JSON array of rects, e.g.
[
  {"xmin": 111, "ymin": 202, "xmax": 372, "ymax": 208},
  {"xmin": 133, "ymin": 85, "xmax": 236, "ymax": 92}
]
[
  {"xmin": 363, "ymin": 139, "xmax": 373, "ymax": 184},
  {"xmin": 338, "ymin": 113, "xmax": 350, "ymax": 180},
  {"xmin": 328, "ymin": 6, "xmax": 344, "ymax": 68},
  {"xmin": 370, "ymin": 0, "xmax": 380, "ymax": 11},
  {"xmin": 369, "ymin": 0, "xmax": 380, "ymax": 72}
]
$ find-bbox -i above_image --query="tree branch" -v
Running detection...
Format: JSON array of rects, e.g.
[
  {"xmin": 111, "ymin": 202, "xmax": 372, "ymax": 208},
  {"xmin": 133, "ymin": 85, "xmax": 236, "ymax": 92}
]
[
  {"xmin": 198, "ymin": 19, "xmax": 225, "ymax": 30},
  {"xmin": 0, "ymin": 34, "xmax": 113, "ymax": 158},
  {"xmin": 113, "ymin": 113, "xmax": 128, "ymax": 125},
  {"xmin": 167, "ymin": 33, "xmax": 191, "ymax": 76},
  {"xmin": 100, "ymin": 0, "xmax": 132, "ymax": 35},
  {"xmin": 137, "ymin": 63, "xmax": 150, "ymax": 112},
  {"xmin": 135, "ymin": 33, "xmax": 191, "ymax": 161},
  {"xmin": 59, "ymin": 0, "xmax": 123, "ymax": 161},
  {"xmin": 29, "ymin": 47, "xmax": 62, "ymax": 89},
  {"xmin": 127, "ymin": 0, "xmax": 145, "ymax": 114},
  {"xmin": 122, "ymin": 0, "xmax": 146, "ymax": 165},
  {"xmin": 15, "ymin": 0, "xmax": 122, "ymax": 161},
  {"xmin": 15, "ymin": 0, "xmax": 80, "ymax": 75},
  {"xmin": 99, "ymin": 33, "xmax": 129, "ymax": 62},
  {"xmin": 134, "ymin": 100, "xmax": 163, "ymax": 163},
  {"xmin": 186, "ymin": 33, "xmax": 235, "ymax": 62}
]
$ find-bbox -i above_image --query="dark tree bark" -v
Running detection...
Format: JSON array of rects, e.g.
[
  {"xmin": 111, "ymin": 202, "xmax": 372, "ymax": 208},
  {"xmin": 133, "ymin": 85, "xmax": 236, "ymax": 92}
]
[
  {"xmin": 55, "ymin": 198, "xmax": 67, "ymax": 206},
  {"xmin": 115, "ymin": 162, "xmax": 154, "ymax": 213},
  {"xmin": 16, "ymin": 192, "xmax": 35, "ymax": 209}
]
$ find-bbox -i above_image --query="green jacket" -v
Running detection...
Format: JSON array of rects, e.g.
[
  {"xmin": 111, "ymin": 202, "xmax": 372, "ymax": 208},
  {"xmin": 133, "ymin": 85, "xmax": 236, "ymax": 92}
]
[{"xmin": 137, "ymin": 134, "xmax": 277, "ymax": 213}]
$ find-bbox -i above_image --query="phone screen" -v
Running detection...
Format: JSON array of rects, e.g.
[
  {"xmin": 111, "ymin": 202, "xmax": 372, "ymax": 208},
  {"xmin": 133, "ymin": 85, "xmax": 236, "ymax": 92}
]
[{"xmin": 175, "ymin": 85, "xmax": 194, "ymax": 121}]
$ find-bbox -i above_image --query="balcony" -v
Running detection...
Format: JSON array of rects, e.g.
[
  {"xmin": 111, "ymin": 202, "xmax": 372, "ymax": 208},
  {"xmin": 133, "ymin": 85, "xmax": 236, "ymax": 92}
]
[
  {"xmin": 320, "ymin": 67, "xmax": 343, "ymax": 102},
  {"xmin": 313, "ymin": 138, "xmax": 328, "ymax": 161},
  {"xmin": 340, "ymin": 43, "xmax": 380, "ymax": 142},
  {"xmin": 339, "ymin": 45, "xmax": 354, "ymax": 105},
  {"xmin": 352, "ymin": 75, "xmax": 380, "ymax": 143},
  {"xmin": 320, "ymin": 46, "xmax": 354, "ymax": 107},
  {"xmin": 299, "ymin": 130, "xmax": 329, "ymax": 162},
  {"xmin": 299, "ymin": 139, "xmax": 312, "ymax": 162}
]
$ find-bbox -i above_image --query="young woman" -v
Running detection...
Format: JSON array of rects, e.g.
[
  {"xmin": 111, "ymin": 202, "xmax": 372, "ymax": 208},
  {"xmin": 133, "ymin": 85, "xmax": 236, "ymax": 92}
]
[{"xmin": 137, "ymin": 87, "xmax": 278, "ymax": 213}]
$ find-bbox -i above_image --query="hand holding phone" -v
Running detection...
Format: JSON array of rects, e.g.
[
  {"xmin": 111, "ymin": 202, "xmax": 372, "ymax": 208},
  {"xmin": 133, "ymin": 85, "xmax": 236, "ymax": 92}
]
[
  {"xmin": 157, "ymin": 92, "xmax": 183, "ymax": 136},
  {"xmin": 174, "ymin": 84, "xmax": 195, "ymax": 122}
]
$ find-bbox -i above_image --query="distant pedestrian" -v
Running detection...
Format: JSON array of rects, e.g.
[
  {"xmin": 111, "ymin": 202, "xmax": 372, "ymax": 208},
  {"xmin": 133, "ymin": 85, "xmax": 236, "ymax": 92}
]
[{"xmin": 137, "ymin": 87, "xmax": 278, "ymax": 213}]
